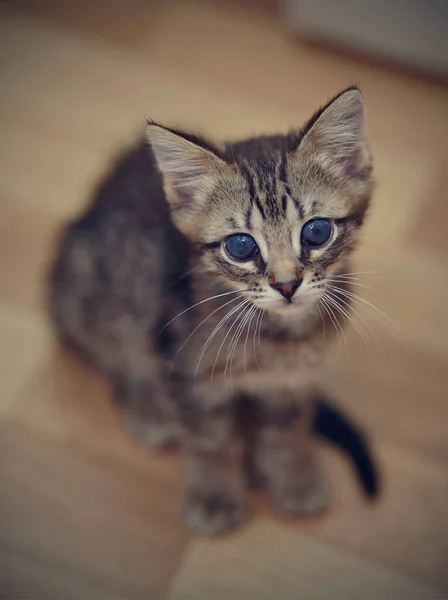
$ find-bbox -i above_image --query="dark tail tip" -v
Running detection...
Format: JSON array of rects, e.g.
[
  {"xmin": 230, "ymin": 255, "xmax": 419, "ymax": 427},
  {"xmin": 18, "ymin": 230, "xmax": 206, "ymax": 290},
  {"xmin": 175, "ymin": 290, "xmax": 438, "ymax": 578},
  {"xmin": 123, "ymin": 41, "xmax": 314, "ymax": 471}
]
[{"xmin": 313, "ymin": 396, "xmax": 380, "ymax": 499}]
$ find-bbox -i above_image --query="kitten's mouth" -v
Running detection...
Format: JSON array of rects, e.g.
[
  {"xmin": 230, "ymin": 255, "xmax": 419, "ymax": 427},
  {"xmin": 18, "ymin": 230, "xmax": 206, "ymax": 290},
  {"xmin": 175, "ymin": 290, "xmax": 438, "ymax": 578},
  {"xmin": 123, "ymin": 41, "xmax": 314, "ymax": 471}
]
[
  {"xmin": 282, "ymin": 299, "xmax": 307, "ymax": 311},
  {"xmin": 253, "ymin": 296, "xmax": 306, "ymax": 314}
]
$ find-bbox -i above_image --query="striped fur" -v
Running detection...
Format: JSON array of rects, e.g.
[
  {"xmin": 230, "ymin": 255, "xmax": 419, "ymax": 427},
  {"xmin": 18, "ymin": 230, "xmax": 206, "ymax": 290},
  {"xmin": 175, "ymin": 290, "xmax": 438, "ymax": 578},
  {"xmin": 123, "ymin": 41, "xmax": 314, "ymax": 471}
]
[{"xmin": 49, "ymin": 87, "xmax": 376, "ymax": 535}]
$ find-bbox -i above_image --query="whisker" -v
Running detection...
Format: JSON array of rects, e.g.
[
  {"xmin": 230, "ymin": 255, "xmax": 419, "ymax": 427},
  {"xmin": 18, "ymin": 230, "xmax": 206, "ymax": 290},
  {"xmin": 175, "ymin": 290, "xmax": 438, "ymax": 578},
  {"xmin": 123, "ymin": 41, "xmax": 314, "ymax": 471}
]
[
  {"xmin": 320, "ymin": 296, "xmax": 347, "ymax": 351},
  {"xmin": 171, "ymin": 294, "xmax": 246, "ymax": 373},
  {"xmin": 252, "ymin": 309, "xmax": 264, "ymax": 370},
  {"xmin": 227, "ymin": 303, "xmax": 257, "ymax": 373},
  {"xmin": 171, "ymin": 263, "xmax": 203, "ymax": 285},
  {"xmin": 226, "ymin": 304, "xmax": 258, "ymax": 382},
  {"xmin": 315, "ymin": 300, "xmax": 326, "ymax": 348},
  {"xmin": 325, "ymin": 288, "xmax": 382, "ymax": 351},
  {"xmin": 323, "ymin": 292, "xmax": 372, "ymax": 352},
  {"xmin": 211, "ymin": 299, "xmax": 253, "ymax": 380},
  {"xmin": 327, "ymin": 277, "xmax": 387, "ymax": 297},
  {"xmin": 156, "ymin": 289, "xmax": 243, "ymax": 338},
  {"xmin": 329, "ymin": 270, "xmax": 409, "ymax": 278},
  {"xmin": 194, "ymin": 297, "xmax": 249, "ymax": 378},
  {"xmin": 327, "ymin": 284, "xmax": 400, "ymax": 333},
  {"xmin": 252, "ymin": 311, "xmax": 260, "ymax": 370},
  {"xmin": 243, "ymin": 306, "xmax": 259, "ymax": 374},
  {"xmin": 225, "ymin": 305, "xmax": 251, "ymax": 376},
  {"xmin": 323, "ymin": 294, "xmax": 358, "ymax": 349},
  {"xmin": 257, "ymin": 310, "xmax": 265, "ymax": 357}
]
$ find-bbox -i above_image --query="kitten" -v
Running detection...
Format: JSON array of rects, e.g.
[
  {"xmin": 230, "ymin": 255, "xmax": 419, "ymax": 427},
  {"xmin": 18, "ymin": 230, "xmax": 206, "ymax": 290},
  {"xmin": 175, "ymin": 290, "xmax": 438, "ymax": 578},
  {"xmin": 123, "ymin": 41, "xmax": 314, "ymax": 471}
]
[{"xmin": 49, "ymin": 87, "xmax": 378, "ymax": 535}]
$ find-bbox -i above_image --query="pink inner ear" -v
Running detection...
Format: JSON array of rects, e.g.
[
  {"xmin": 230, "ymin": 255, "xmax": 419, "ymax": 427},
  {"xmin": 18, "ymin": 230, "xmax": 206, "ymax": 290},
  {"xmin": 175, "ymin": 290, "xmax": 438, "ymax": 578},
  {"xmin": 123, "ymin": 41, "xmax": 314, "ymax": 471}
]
[
  {"xmin": 303, "ymin": 90, "xmax": 367, "ymax": 179},
  {"xmin": 342, "ymin": 146, "xmax": 363, "ymax": 179},
  {"xmin": 171, "ymin": 187, "xmax": 197, "ymax": 211}
]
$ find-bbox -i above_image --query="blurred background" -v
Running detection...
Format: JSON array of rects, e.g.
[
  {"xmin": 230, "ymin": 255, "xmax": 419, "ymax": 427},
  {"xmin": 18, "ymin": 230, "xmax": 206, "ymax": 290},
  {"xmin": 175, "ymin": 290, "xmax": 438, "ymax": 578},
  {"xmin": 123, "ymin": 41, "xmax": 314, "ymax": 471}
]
[{"xmin": 1, "ymin": 0, "xmax": 447, "ymax": 597}]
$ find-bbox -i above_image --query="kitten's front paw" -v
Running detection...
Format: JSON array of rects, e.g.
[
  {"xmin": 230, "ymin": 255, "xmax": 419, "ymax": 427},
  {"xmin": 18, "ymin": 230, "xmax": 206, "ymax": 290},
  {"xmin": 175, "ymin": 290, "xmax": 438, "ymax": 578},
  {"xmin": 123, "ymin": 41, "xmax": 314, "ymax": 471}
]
[
  {"xmin": 123, "ymin": 414, "xmax": 181, "ymax": 449},
  {"xmin": 181, "ymin": 488, "xmax": 247, "ymax": 536},
  {"xmin": 271, "ymin": 467, "xmax": 331, "ymax": 517}
]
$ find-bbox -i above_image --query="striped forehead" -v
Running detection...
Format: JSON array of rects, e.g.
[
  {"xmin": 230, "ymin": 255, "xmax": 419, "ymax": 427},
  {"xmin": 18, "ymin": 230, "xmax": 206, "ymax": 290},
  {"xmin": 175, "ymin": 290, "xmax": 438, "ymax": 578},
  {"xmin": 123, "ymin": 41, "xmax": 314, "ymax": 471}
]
[{"xmin": 239, "ymin": 159, "xmax": 303, "ymax": 231}]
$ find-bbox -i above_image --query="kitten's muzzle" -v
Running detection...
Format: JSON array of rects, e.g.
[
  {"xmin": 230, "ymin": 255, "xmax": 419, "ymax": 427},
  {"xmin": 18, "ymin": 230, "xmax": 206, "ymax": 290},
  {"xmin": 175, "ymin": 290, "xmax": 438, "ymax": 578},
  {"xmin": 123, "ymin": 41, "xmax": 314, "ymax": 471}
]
[{"xmin": 270, "ymin": 278, "xmax": 303, "ymax": 301}]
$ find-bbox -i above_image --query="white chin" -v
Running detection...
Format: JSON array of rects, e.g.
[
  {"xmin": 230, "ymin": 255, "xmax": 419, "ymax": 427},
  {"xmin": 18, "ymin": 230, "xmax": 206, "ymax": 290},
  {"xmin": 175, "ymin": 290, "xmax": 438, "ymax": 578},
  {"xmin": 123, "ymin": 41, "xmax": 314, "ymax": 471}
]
[{"xmin": 258, "ymin": 300, "xmax": 306, "ymax": 315}]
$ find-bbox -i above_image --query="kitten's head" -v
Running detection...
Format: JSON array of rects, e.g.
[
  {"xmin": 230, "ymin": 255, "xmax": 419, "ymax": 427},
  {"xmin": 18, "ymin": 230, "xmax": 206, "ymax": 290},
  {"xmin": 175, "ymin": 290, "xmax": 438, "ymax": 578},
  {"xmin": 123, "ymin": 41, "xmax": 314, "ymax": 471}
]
[{"xmin": 147, "ymin": 87, "xmax": 373, "ymax": 316}]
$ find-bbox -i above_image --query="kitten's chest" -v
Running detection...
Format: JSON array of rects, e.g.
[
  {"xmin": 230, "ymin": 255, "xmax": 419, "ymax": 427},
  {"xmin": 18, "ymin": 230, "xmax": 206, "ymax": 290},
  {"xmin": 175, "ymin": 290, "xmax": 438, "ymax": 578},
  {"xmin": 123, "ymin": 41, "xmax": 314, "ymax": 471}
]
[{"xmin": 180, "ymin": 301, "xmax": 326, "ymax": 392}]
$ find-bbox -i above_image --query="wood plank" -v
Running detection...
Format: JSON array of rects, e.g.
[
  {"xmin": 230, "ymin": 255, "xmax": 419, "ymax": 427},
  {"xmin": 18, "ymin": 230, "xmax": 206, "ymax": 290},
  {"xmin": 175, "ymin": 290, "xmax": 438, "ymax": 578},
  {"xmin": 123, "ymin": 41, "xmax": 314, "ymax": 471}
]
[
  {"xmin": 0, "ymin": 302, "xmax": 52, "ymax": 415},
  {"xmin": 0, "ymin": 2, "xmax": 447, "ymax": 598},
  {"xmin": 168, "ymin": 517, "xmax": 442, "ymax": 599},
  {"xmin": 11, "ymin": 347, "xmax": 448, "ymax": 589},
  {"xmin": 0, "ymin": 544, "xmax": 125, "ymax": 600},
  {"xmin": 330, "ymin": 331, "xmax": 448, "ymax": 463},
  {"xmin": 0, "ymin": 207, "xmax": 60, "ymax": 312},
  {"xmin": 299, "ymin": 443, "xmax": 448, "ymax": 590},
  {"xmin": 0, "ymin": 421, "xmax": 190, "ymax": 599}
]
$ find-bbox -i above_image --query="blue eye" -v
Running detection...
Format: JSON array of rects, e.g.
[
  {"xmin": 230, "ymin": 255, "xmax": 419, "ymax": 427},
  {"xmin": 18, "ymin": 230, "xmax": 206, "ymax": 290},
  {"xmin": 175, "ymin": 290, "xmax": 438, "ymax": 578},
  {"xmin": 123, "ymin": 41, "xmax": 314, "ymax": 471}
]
[
  {"xmin": 225, "ymin": 234, "xmax": 258, "ymax": 261},
  {"xmin": 301, "ymin": 218, "xmax": 332, "ymax": 247}
]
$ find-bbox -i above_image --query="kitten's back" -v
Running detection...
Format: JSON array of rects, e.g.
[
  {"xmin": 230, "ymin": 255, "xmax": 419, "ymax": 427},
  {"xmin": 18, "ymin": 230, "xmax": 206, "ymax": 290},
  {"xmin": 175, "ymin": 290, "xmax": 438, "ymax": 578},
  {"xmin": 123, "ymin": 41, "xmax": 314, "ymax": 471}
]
[{"xmin": 48, "ymin": 139, "xmax": 190, "ymax": 367}]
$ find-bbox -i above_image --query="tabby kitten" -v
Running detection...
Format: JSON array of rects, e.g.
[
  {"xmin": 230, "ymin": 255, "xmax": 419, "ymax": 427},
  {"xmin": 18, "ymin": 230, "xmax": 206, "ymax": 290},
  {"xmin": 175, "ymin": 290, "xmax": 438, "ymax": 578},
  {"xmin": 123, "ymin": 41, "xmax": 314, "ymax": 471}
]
[{"xmin": 50, "ymin": 87, "xmax": 378, "ymax": 535}]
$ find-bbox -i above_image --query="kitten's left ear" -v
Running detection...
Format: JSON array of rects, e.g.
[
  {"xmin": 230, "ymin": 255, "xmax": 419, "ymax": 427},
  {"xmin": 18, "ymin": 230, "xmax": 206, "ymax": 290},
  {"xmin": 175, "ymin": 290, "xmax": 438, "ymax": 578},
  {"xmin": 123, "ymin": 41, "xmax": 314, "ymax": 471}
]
[
  {"xmin": 297, "ymin": 87, "xmax": 371, "ymax": 179},
  {"xmin": 146, "ymin": 123, "xmax": 228, "ymax": 230}
]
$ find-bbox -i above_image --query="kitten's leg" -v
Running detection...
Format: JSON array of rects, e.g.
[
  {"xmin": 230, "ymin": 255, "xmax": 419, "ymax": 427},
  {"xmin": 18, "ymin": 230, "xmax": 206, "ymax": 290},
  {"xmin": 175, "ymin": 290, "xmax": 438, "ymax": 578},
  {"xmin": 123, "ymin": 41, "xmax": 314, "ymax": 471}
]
[
  {"xmin": 178, "ymin": 397, "xmax": 247, "ymax": 536},
  {"xmin": 112, "ymin": 363, "xmax": 181, "ymax": 450},
  {"xmin": 255, "ymin": 393, "xmax": 330, "ymax": 516}
]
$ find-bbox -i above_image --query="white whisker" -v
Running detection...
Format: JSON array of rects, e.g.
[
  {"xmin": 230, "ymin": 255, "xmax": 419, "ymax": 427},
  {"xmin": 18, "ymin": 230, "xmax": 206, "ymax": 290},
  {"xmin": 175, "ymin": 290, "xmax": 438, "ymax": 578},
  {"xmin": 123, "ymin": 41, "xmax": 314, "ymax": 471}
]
[
  {"xmin": 225, "ymin": 306, "xmax": 251, "ymax": 376},
  {"xmin": 252, "ymin": 308, "xmax": 264, "ymax": 370},
  {"xmin": 243, "ymin": 306, "xmax": 259, "ymax": 374},
  {"xmin": 325, "ymin": 288, "xmax": 381, "ymax": 351},
  {"xmin": 315, "ymin": 300, "xmax": 326, "ymax": 347},
  {"xmin": 156, "ymin": 289, "xmax": 243, "ymax": 338},
  {"xmin": 320, "ymin": 296, "xmax": 347, "ymax": 351},
  {"xmin": 226, "ymin": 304, "xmax": 258, "ymax": 382},
  {"xmin": 211, "ymin": 299, "xmax": 252, "ymax": 380},
  {"xmin": 194, "ymin": 297, "xmax": 249, "ymax": 378},
  {"xmin": 171, "ymin": 263, "xmax": 202, "ymax": 285},
  {"xmin": 171, "ymin": 293, "xmax": 245, "ymax": 373},
  {"xmin": 329, "ymin": 270, "xmax": 409, "ymax": 277},
  {"xmin": 327, "ymin": 277, "xmax": 386, "ymax": 297},
  {"xmin": 327, "ymin": 284, "xmax": 400, "ymax": 333},
  {"xmin": 324, "ymin": 292, "xmax": 371, "ymax": 352},
  {"xmin": 257, "ymin": 310, "xmax": 265, "ymax": 357}
]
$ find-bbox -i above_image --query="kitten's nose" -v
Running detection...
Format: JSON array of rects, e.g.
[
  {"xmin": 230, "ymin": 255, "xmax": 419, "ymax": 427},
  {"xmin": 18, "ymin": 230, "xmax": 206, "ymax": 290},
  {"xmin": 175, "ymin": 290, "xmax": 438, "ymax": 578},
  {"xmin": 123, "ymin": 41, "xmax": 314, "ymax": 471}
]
[{"xmin": 271, "ymin": 278, "xmax": 303, "ymax": 300}]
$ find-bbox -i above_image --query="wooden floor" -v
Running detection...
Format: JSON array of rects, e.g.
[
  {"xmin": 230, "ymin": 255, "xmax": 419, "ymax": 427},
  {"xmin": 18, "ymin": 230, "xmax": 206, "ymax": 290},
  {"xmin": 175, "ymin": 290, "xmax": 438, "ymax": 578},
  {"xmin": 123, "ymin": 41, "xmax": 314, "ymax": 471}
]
[{"xmin": 1, "ymin": 1, "xmax": 448, "ymax": 597}]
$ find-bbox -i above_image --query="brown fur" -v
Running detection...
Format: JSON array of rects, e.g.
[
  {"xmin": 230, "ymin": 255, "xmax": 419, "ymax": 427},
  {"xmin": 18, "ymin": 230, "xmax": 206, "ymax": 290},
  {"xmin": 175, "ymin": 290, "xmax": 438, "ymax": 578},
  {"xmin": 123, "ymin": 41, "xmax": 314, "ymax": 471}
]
[{"xmin": 49, "ymin": 87, "xmax": 375, "ymax": 535}]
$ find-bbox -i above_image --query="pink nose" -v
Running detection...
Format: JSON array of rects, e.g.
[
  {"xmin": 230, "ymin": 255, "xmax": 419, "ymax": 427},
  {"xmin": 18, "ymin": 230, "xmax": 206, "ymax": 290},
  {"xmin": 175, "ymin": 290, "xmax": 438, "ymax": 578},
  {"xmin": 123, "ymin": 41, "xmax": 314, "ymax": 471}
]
[{"xmin": 271, "ymin": 278, "xmax": 303, "ymax": 300}]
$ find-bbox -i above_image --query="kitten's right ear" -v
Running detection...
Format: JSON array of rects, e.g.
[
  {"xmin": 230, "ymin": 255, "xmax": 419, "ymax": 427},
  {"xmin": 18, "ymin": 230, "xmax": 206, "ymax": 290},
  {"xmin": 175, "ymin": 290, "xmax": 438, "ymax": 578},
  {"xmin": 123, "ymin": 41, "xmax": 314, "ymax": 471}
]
[{"xmin": 146, "ymin": 123, "xmax": 227, "ymax": 227}]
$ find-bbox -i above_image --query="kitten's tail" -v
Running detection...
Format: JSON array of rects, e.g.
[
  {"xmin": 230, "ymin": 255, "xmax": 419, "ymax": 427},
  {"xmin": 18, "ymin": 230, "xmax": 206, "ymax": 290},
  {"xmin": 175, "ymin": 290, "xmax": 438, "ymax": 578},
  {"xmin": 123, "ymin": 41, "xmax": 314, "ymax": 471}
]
[{"xmin": 313, "ymin": 396, "xmax": 380, "ymax": 499}]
